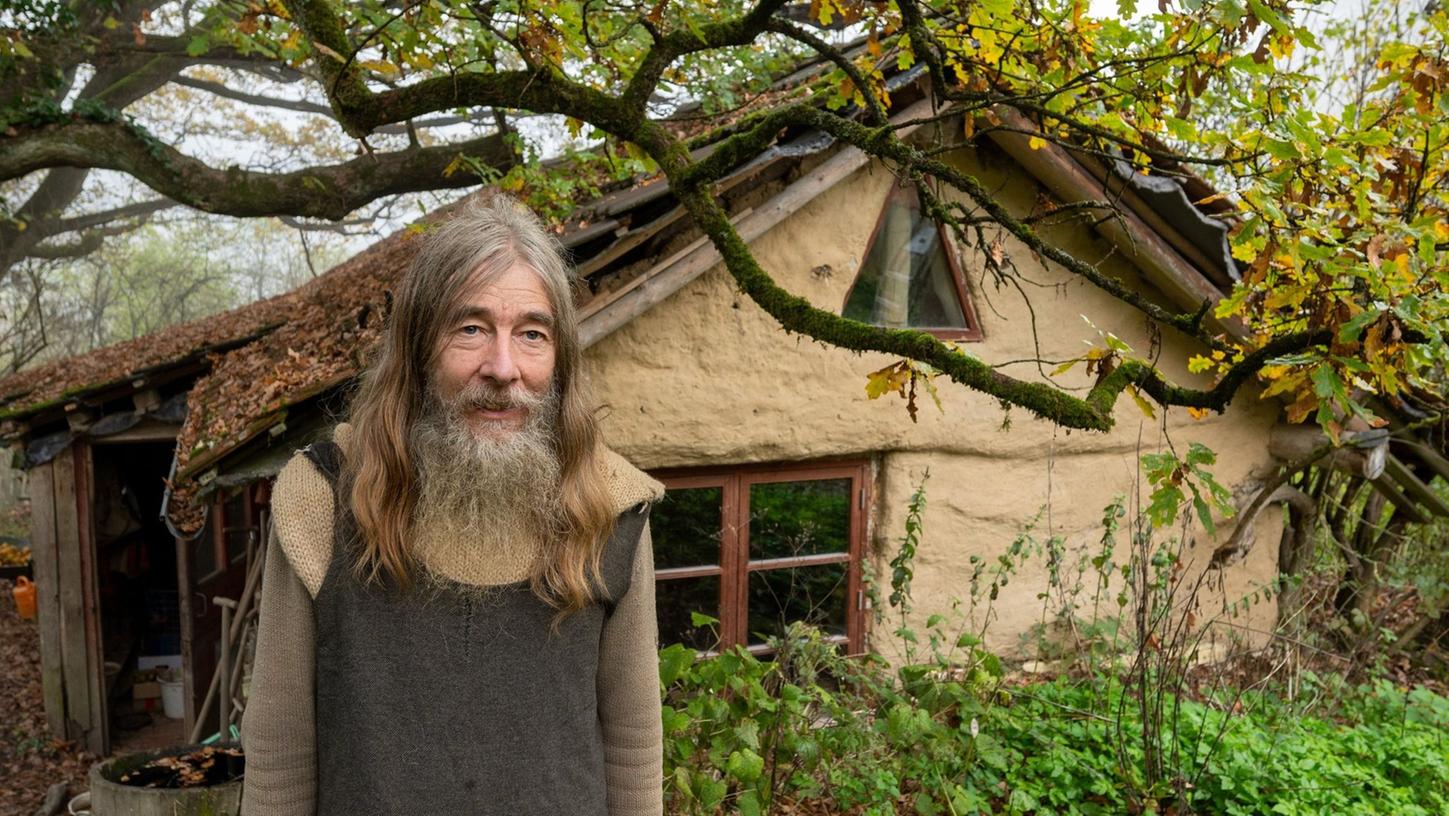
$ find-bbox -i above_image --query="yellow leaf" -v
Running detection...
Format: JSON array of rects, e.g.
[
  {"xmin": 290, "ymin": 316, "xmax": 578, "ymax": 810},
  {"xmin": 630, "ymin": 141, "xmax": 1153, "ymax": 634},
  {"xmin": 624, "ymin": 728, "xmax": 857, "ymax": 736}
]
[
  {"xmin": 1434, "ymin": 220, "xmax": 1449, "ymax": 240},
  {"xmin": 1393, "ymin": 252, "xmax": 1411, "ymax": 281},
  {"xmin": 358, "ymin": 59, "xmax": 400, "ymax": 76},
  {"xmin": 865, "ymin": 362, "xmax": 911, "ymax": 400},
  {"xmin": 1051, "ymin": 358, "xmax": 1080, "ymax": 376},
  {"xmin": 1285, "ymin": 390, "xmax": 1317, "ymax": 424},
  {"xmin": 1186, "ymin": 406, "xmax": 1211, "ymax": 421},
  {"xmin": 1187, "ymin": 355, "xmax": 1213, "ymax": 374},
  {"xmin": 103, "ymin": 16, "xmax": 120, "ymax": 29},
  {"xmin": 1029, "ymin": 136, "xmax": 1046, "ymax": 150},
  {"xmin": 1260, "ymin": 371, "xmax": 1304, "ymax": 399},
  {"xmin": 1126, "ymin": 385, "xmax": 1156, "ymax": 418}
]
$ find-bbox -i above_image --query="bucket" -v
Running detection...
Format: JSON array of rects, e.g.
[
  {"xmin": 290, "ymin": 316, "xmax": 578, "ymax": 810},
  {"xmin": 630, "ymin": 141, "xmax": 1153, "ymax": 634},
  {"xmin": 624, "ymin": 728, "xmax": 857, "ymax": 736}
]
[
  {"xmin": 12, "ymin": 576, "xmax": 36, "ymax": 620},
  {"xmin": 159, "ymin": 678, "xmax": 184, "ymax": 720}
]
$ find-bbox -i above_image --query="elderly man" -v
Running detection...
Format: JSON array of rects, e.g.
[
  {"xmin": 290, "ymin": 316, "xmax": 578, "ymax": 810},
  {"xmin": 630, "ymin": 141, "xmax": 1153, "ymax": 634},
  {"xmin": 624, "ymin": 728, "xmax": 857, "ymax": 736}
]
[{"xmin": 240, "ymin": 196, "xmax": 665, "ymax": 816}]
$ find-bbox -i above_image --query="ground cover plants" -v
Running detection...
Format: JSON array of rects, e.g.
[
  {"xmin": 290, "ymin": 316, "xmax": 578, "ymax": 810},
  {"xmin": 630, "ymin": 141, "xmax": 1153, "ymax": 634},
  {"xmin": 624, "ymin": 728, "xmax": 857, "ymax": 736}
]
[{"xmin": 659, "ymin": 457, "xmax": 1449, "ymax": 815}]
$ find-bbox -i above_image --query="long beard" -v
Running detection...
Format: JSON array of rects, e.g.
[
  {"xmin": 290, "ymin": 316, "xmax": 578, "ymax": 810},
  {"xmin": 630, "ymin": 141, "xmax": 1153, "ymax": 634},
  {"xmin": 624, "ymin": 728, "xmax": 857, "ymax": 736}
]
[{"xmin": 408, "ymin": 379, "xmax": 565, "ymax": 587}]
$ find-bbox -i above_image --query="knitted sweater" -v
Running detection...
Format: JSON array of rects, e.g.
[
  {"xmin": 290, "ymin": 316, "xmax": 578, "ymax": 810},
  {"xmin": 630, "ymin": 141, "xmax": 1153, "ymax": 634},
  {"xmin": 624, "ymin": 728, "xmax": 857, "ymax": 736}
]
[{"xmin": 239, "ymin": 424, "xmax": 666, "ymax": 816}]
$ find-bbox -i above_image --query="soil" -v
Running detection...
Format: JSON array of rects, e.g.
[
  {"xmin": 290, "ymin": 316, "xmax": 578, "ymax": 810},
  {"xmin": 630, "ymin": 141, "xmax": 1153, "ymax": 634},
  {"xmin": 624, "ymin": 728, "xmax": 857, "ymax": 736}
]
[
  {"xmin": 0, "ymin": 578, "xmax": 95, "ymax": 816},
  {"xmin": 114, "ymin": 746, "xmax": 244, "ymax": 789}
]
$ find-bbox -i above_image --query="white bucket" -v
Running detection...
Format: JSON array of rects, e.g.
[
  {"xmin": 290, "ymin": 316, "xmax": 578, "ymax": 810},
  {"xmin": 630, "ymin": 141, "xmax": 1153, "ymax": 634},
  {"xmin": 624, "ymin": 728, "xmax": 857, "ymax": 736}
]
[{"xmin": 159, "ymin": 679, "xmax": 185, "ymax": 719}]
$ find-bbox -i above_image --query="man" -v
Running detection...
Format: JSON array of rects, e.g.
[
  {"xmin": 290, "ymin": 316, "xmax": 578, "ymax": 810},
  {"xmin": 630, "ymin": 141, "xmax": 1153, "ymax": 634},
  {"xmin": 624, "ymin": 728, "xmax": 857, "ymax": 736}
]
[{"xmin": 240, "ymin": 196, "xmax": 665, "ymax": 816}]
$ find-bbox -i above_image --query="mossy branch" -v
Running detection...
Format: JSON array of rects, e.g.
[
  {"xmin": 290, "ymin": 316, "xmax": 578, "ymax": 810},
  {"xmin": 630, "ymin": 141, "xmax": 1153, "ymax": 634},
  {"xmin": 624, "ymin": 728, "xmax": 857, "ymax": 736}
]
[
  {"xmin": 650, "ymin": 128, "xmax": 1332, "ymax": 431},
  {"xmin": 0, "ymin": 120, "xmax": 517, "ymax": 219}
]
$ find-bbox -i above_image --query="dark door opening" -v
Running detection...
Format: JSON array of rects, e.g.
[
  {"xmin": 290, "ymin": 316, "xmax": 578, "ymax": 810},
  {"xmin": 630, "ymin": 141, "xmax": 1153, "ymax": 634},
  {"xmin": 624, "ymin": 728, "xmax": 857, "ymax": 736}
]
[{"xmin": 90, "ymin": 441, "xmax": 184, "ymax": 753}]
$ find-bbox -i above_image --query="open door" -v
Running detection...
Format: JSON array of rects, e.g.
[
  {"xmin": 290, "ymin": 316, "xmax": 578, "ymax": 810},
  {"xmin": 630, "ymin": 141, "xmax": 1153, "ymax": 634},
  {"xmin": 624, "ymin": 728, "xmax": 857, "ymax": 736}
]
[{"xmin": 177, "ymin": 486, "xmax": 259, "ymax": 741}]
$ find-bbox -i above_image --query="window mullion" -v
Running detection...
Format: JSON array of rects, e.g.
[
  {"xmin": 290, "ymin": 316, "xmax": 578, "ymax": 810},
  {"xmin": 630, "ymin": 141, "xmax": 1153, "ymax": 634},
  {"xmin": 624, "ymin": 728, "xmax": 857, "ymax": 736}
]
[{"xmin": 728, "ymin": 472, "xmax": 750, "ymax": 648}]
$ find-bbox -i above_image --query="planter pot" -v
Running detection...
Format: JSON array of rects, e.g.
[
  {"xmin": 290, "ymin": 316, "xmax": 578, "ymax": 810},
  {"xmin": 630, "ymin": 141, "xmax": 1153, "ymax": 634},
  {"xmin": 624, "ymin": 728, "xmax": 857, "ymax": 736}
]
[{"xmin": 88, "ymin": 743, "xmax": 243, "ymax": 816}]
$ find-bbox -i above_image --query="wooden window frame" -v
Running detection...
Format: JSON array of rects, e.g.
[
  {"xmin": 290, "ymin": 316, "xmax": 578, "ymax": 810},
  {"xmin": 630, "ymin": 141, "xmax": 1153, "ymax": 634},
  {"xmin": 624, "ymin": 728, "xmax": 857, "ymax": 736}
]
[
  {"xmin": 841, "ymin": 180, "xmax": 985, "ymax": 342},
  {"xmin": 651, "ymin": 459, "xmax": 871, "ymax": 655},
  {"xmin": 199, "ymin": 485, "xmax": 262, "ymax": 583}
]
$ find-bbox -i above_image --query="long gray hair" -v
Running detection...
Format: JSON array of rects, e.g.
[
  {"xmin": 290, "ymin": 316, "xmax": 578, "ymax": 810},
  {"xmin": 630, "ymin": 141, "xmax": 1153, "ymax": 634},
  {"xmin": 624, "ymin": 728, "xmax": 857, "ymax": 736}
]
[{"xmin": 341, "ymin": 194, "xmax": 615, "ymax": 616}]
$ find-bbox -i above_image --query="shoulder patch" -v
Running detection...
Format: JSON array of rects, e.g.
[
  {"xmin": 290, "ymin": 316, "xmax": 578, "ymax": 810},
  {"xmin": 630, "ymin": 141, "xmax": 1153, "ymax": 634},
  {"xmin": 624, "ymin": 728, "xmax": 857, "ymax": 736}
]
[
  {"xmin": 271, "ymin": 452, "xmax": 335, "ymax": 598},
  {"xmin": 601, "ymin": 448, "xmax": 665, "ymax": 515}
]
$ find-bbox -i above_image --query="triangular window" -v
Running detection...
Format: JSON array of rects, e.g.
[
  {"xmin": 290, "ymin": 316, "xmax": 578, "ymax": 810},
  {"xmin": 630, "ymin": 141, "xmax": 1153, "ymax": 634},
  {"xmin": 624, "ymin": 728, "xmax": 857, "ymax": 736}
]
[{"xmin": 841, "ymin": 183, "xmax": 982, "ymax": 340}]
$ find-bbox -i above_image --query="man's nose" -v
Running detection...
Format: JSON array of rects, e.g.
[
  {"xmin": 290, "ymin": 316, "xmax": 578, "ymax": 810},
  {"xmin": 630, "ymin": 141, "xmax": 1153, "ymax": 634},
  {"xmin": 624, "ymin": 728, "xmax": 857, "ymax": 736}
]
[{"xmin": 477, "ymin": 336, "xmax": 520, "ymax": 384}]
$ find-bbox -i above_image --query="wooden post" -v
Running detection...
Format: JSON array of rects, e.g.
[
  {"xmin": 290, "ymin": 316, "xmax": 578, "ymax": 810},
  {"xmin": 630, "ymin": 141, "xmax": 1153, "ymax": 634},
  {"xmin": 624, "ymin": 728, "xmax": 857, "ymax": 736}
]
[
  {"xmin": 51, "ymin": 445, "xmax": 91, "ymax": 745},
  {"xmin": 73, "ymin": 441, "xmax": 107, "ymax": 755},
  {"xmin": 47, "ymin": 442, "xmax": 106, "ymax": 755},
  {"xmin": 25, "ymin": 460, "xmax": 66, "ymax": 738},
  {"xmin": 214, "ymin": 597, "xmax": 237, "ymax": 739}
]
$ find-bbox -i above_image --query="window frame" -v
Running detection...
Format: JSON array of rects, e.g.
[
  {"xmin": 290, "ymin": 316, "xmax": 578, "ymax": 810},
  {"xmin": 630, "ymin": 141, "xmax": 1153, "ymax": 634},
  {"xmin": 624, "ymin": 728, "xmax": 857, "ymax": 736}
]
[
  {"xmin": 650, "ymin": 459, "xmax": 871, "ymax": 655},
  {"xmin": 841, "ymin": 180, "xmax": 985, "ymax": 342}
]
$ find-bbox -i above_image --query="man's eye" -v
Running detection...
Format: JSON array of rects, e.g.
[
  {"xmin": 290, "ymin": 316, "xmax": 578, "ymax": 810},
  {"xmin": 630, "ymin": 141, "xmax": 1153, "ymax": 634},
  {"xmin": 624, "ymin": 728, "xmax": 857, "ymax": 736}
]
[
  {"xmin": 460, "ymin": 325, "xmax": 482, "ymax": 336},
  {"xmin": 522, "ymin": 330, "xmax": 547, "ymax": 342}
]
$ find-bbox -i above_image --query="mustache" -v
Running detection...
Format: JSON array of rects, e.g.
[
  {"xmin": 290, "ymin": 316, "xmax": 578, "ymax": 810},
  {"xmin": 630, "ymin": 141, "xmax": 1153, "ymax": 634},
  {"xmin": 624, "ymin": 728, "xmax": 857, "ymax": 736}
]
[{"xmin": 444, "ymin": 381, "xmax": 549, "ymax": 413}]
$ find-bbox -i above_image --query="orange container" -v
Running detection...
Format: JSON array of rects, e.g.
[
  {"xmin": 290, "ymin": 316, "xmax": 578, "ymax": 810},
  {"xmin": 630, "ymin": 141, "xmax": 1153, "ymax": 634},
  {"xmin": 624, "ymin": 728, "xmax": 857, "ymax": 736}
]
[{"xmin": 12, "ymin": 576, "xmax": 36, "ymax": 620}]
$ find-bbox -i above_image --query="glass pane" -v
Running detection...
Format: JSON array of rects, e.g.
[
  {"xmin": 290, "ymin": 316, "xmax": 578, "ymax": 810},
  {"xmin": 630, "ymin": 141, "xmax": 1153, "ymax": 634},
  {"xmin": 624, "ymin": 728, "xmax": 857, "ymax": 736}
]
[
  {"xmin": 655, "ymin": 576, "xmax": 721, "ymax": 651},
  {"xmin": 652, "ymin": 486, "xmax": 723, "ymax": 569},
  {"xmin": 842, "ymin": 190, "xmax": 968, "ymax": 329},
  {"xmin": 748, "ymin": 479, "xmax": 850, "ymax": 560},
  {"xmin": 746, "ymin": 565, "xmax": 848, "ymax": 646}
]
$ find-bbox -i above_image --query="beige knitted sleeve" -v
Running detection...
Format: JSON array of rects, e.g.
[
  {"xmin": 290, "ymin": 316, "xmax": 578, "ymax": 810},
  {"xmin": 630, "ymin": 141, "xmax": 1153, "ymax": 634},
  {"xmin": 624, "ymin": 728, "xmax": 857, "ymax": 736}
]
[
  {"xmin": 239, "ymin": 519, "xmax": 317, "ymax": 816},
  {"xmin": 598, "ymin": 519, "xmax": 664, "ymax": 816}
]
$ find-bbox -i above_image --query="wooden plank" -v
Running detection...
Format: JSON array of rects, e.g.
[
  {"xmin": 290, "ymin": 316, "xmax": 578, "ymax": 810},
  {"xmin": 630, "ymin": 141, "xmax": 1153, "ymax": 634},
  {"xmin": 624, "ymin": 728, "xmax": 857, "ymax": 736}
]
[
  {"xmin": 1391, "ymin": 438, "xmax": 1449, "ymax": 484},
  {"xmin": 73, "ymin": 441, "xmax": 107, "ymax": 755},
  {"xmin": 51, "ymin": 444, "xmax": 91, "ymax": 744},
  {"xmin": 1368, "ymin": 475, "xmax": 1431, "ymax": 525},
  {"xmin": 579, "ymin": 208, "xmax": 754, "ymax": 330},
  {"xmin": 25, "ymin": 461, "xmax": 66, "ymax": 738},
  {"xmin": 88, "ymin": 420, "xmax": 180, "ymax": 444},
  {"xmin": 576, "ymin": 205, "xmax": 690, "ymax": 279},
  {"xmin": 579, "ymin": 96, "xmax": 939, "ymax": 349},
  {"xmin": 984, "ymin": 107, "xmax": 1250, "ymax": 342},
  {"xmin": 1383, "ymin": 454, "xmax": 1449, "ymax": 518}
]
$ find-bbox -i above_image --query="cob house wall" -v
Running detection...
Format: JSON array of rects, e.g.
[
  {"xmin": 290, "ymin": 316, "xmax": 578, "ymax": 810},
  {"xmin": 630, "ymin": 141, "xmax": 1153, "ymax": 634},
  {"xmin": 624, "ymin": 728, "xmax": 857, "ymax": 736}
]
[{"xmin": 585, "ymin": 138, "xmax": 1283, "ymax": 659}]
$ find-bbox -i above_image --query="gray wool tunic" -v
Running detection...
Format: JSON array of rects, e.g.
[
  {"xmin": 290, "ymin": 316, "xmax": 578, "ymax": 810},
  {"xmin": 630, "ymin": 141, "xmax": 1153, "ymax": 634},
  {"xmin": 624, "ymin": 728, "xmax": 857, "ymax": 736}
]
[{"xmin": 300, "ymin": 442, "xmax": 647, "ymax": 816}]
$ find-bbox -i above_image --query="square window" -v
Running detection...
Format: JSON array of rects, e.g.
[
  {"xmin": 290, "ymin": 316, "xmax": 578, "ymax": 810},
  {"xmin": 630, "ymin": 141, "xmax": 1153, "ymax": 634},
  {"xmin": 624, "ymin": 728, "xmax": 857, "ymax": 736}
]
[{"xmin": 650, "ymin": 463, "xmax": 867, "ymax": 655}]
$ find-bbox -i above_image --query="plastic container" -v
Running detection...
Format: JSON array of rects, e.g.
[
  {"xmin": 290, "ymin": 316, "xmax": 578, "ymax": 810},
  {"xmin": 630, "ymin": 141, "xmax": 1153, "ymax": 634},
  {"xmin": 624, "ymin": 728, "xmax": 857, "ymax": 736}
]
[
  {"xmin": 159, "ymin": 678, "xmax": 185, "ymax": 720},
  {"xmin": 12, "ymin": 576, "xmax": 36, "ymax": 620}
]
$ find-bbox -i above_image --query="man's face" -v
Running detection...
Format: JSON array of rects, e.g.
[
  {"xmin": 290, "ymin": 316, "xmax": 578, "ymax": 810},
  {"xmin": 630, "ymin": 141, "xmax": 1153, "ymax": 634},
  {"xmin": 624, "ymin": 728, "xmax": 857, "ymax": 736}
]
[{"xmin": 431, "ymin": 263, "xmax": 558, "ymax": 438}]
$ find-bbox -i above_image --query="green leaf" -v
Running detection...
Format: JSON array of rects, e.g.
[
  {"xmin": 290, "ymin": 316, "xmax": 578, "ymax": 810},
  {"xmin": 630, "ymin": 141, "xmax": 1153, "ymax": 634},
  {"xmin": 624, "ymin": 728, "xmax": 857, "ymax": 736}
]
[
  {"xmin": 186, "ymin": 35, "xmax": 211, "ymax": 57},
  {"xmin": 726, "ymin": 748, "xmax": 765, "ymax": 783},
  {"xmin": 689, "ymin": 610, "xmax": 719, "ymax": 628},
  {"xmin": 1338, "ymin": 309, "xmax": 1382, "ymax": 343},
  {"xmin": 695, "ymin": 775, "xmax": 727, "ymax": 810},
  {"xmin": 658, "ymin": 643, "xmax": 695, "ymax": 687},
  {"xmin": 733, "ymin": 720, "xmax": 761, "ymax": 751}
]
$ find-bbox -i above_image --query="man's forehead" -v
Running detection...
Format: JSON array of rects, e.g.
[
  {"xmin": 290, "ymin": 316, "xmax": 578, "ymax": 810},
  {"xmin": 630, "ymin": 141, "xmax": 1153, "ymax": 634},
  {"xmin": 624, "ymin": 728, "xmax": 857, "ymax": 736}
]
[{"xmin": 457, "ymin": 265, "xmax": 555, "ymax": 318}]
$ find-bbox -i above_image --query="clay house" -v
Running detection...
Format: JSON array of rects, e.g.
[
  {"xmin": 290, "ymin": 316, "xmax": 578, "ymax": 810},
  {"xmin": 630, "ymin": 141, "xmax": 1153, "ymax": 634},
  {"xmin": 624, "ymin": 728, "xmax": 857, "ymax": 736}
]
[{"xmin": 4, "ymin": 63, "xmax": 1447, "ymax": 756}]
